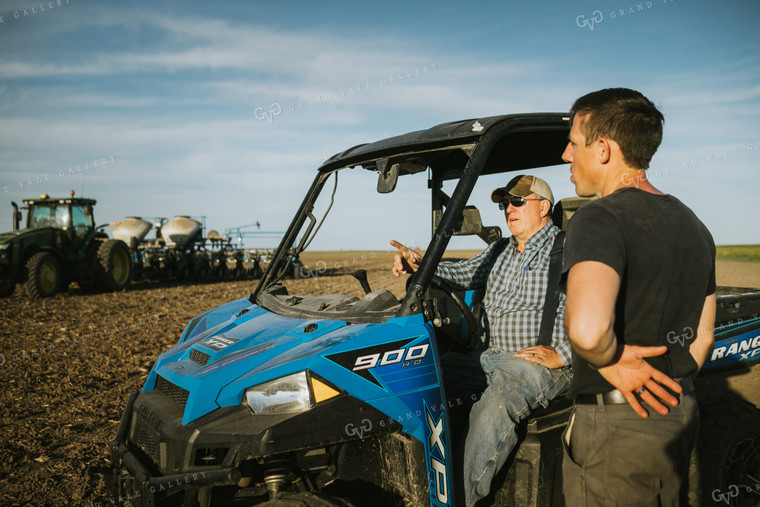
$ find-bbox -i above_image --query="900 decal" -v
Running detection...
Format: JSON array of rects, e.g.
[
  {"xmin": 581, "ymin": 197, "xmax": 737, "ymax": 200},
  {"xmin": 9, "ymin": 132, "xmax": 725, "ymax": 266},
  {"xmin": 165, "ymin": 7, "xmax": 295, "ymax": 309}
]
[
  {"xmin": 353, "ymin": 344, "xmax": 429, "ymax": 371},
  {"xmin": 327, "ymin": 339, "xmax": 432, "ymax": 388}
]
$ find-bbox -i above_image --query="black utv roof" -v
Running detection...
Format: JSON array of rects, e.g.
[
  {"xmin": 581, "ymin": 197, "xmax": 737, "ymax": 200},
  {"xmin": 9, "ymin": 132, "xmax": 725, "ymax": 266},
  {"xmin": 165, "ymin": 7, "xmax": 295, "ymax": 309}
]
[{"xmin": 318, "ymin": 112, "xmax": 571, "ymax": 180}]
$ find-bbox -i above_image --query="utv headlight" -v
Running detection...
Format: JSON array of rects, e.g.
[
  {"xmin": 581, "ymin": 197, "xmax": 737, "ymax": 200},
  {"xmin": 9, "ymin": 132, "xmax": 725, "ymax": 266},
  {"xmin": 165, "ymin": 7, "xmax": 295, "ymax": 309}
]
[
  {"xmin": 244, "ymin": 371, "xmax": 313, "ymax": 415},
  {"xmin": 243, "ymin": 371, "xmax": 341, "ymax": 415}
]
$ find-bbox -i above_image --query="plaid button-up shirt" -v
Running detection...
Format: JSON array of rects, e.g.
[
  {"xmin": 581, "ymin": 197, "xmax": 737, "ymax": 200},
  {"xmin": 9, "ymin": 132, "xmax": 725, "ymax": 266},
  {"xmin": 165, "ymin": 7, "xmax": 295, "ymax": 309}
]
[{"xmin": 436, "ymin": 222, "xmax": 571, "ymax": 365}]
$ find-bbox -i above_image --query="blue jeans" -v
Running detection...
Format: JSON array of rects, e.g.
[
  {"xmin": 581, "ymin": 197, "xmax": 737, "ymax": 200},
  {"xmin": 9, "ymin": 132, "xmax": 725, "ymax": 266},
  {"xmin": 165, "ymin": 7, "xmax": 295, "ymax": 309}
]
[{"xmin": 443, "ymin": 348, "xmax": 571, "ymax": 507}]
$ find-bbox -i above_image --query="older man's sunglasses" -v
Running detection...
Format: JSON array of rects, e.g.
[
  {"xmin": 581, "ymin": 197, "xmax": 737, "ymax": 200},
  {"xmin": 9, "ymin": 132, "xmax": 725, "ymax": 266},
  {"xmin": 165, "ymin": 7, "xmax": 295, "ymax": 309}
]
[{"xmin": 498, "ymin": 196, "xmax": 543, "ymax": 210}]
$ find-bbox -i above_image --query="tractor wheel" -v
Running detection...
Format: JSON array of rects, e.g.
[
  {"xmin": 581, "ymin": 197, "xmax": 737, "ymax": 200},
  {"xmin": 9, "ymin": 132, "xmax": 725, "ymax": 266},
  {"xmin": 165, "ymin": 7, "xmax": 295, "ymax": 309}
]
[
  {"xmin": 95, "ymin": 239, "xmax": 132, "ymax": 291},
  {"xmin": 24, "ymin": 252, "xmax": 62, "ymax": 299},
  {"xmin": 688, "ymin": 398, "xmax": 760, "ymax": 506}
]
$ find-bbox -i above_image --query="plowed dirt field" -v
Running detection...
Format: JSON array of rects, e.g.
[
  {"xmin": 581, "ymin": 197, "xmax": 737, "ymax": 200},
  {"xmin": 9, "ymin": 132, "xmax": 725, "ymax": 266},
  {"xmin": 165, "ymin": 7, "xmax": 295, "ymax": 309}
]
[{"xmin": 0, "ymin": 252, "xmax": 758, "ymax": 506}]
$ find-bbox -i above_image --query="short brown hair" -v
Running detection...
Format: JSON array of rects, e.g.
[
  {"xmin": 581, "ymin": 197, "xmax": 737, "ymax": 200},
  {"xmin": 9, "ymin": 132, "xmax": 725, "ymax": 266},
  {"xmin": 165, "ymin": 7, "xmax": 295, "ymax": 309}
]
[{"xmin": 570, "ymin": 88, "xmax": 664, "ymax": 170}]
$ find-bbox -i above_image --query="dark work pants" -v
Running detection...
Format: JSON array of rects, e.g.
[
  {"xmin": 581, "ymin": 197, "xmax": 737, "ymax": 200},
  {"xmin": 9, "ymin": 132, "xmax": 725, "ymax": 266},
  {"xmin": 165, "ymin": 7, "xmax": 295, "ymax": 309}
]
[{"xmin": 562, "ymin": 392, "xmax": 698, "ymax": 506}]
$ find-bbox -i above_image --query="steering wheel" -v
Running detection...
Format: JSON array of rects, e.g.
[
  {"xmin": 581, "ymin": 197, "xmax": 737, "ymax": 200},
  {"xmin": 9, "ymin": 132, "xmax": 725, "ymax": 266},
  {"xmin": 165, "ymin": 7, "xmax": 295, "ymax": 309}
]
[{"xmin": 410, "ymin": 275, "xmax": 480, "ymax": 352}]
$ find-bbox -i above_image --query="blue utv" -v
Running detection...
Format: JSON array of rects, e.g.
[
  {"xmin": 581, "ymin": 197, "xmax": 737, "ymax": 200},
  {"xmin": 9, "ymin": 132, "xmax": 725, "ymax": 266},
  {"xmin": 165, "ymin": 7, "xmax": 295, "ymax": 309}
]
[{"xmin": 109, "ymin": 113, "xmax": 760, "ymax": 507}]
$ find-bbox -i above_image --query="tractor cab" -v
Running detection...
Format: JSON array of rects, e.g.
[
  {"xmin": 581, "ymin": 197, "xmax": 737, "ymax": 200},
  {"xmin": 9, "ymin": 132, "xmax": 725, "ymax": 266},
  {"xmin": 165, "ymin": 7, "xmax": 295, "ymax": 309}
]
[{"xmin": 20, "ymin": 193, "xmax": 97, "ymax": 249}]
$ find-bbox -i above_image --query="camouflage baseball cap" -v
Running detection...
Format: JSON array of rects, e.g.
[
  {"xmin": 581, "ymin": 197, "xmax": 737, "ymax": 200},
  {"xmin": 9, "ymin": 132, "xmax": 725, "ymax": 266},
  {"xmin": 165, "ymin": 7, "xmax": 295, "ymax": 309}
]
[{"xmin": 491, "ymin": 174, "xmax": 554, "ymax": 205}]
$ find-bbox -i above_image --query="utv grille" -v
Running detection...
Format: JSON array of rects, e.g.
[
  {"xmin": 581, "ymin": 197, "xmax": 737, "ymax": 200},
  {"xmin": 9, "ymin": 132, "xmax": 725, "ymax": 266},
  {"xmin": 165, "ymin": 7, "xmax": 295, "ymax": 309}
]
[
  {"xmin": 190, "ymin": 349, "xmax": 211, "ymax": 365},
  {"xmin": 155, "ymin": 375, "xmax": 189, "ymax": 409},
  {"xmin": 135, "ymin": 426, "xmax": 161, "ymax": 467}
]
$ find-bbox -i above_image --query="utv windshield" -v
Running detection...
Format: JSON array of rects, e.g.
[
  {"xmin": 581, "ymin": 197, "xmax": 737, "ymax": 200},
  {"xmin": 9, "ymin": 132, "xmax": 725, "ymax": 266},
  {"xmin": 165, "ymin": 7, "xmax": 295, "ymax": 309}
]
[{"xmin": 252, "ymin": 114, "xmax": 571, "ymax": 324}]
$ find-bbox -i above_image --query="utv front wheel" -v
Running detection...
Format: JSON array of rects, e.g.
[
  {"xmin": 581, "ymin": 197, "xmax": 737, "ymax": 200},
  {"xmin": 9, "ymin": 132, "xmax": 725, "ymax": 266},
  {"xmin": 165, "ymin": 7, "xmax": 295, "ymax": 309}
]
[
  {"xmin": 95, "ymin": 239, "xmax": 132, "ymax": 291},
  {"xmin": 24, "ymin": 252, "xmax": 61, "ymax": 298}
]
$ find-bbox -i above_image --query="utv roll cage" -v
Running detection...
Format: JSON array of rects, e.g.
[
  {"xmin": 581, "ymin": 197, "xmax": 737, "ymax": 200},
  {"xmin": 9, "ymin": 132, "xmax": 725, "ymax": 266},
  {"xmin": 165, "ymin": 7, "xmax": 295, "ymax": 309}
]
[{"xmin": 251, "ymin": 113, "xmax": 571, "ymax": 318}]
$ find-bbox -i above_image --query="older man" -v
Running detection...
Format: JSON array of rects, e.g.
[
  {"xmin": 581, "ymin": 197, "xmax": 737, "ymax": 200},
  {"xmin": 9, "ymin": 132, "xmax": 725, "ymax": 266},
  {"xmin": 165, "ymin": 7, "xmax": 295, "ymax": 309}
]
[
  {"xmin": 392, "ymin": 174, "xmax": 572, "ymax": 506},
  {"xmin": 561, "ymin": 88, "xmax": 715, "ymax": 505}
]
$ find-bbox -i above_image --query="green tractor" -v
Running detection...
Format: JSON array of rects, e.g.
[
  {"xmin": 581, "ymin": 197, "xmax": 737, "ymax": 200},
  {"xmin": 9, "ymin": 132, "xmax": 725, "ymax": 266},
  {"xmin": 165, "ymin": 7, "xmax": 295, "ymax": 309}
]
[{"xmin": 0, "ymin": 191, "xmax": 131, "ymax": 298}]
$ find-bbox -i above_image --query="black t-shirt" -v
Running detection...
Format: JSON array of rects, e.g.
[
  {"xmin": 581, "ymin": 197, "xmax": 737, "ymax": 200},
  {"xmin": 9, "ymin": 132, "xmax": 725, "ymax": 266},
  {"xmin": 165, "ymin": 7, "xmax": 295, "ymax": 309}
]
[{"xmin": 562, "ymin": 188, "xmax": 716, "ymax": 397}]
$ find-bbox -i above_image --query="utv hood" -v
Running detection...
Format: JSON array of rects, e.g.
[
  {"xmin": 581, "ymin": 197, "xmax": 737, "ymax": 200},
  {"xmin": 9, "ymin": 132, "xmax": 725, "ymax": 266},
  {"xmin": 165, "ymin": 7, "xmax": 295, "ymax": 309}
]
[{"xmin": 146, "ymin": 298, "xmax": 435, "ymax": 425}]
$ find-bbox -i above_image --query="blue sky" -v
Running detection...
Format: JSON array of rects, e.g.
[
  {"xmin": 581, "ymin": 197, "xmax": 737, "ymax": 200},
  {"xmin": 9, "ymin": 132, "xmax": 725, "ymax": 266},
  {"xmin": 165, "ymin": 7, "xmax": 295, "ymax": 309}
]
[{"xmin": 0, "ymin": 0, "xmax": 758, "ymax": 250}]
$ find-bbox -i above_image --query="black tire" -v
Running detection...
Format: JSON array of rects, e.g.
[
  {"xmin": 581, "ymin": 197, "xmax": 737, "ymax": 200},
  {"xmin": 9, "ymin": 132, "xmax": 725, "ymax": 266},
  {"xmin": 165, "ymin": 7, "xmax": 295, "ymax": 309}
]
[
  {"xmin": 258, "ymin": 491, "xmax": 356, "ymax": 507},
  {"xmin": 689, "ymin": 398, "xmax": 760, "ymax": 506},
  {"xmin": 0, "ymin": 281, "xmax": 14, "ymax": 297},
  {"xmin": 24, "ymin": 252, "xmax": 62, "ymax": 298},
  {"xmin": 94, "ymin": 239, "xmax": 132, "ymax": 291}
]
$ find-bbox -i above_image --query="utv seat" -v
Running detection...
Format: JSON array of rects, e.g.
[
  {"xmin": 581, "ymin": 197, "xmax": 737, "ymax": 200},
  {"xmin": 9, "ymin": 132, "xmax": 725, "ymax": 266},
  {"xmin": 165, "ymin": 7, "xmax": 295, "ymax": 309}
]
[{"xmin": 551, "ymin": 196, "xmax": 596, "ymax": 230}]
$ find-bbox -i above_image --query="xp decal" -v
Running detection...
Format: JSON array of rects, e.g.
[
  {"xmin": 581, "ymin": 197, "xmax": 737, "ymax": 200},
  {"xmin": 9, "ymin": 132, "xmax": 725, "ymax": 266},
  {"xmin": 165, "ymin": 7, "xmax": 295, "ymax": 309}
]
[{"xmin": 425, "ymin": 403, "xmax": 450, "ymax": 505}]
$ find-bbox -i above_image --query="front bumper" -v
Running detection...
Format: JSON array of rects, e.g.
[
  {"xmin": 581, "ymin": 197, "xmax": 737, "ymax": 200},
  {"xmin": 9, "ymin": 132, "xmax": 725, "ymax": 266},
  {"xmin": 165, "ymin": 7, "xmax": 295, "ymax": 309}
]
[
  {"xmin": 109, "ymin": 392, "xmax": 242, "ymax": 506},
  {"xmin": 108, "ymin": 389, "xmax": 403, "ymax": 506}
]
